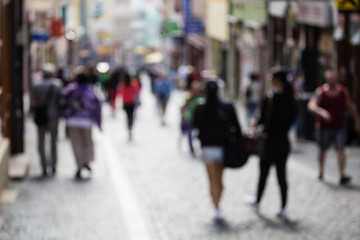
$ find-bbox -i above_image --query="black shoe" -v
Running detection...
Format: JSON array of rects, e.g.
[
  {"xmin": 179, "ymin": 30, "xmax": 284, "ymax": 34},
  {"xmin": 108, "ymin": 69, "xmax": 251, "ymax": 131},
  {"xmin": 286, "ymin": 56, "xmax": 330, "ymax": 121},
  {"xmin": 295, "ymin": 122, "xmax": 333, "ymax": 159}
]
[
  {"xmin": 318, "ymin": 172, "xmax": 323, "ymax": 181},
  {"xmin": 213, "ymin": 218, "xmax": 229, "ymax": 229},
  {"xmin": 75, "ymin": 169, "xmax": 82, "ymax": 179},
  {"xmin": 340, "ymin": 175, "xmax": 351, "ymax": 185},
  {"xmin": 51, "ymin": 167, "xmax": 57, "ymax": 176},
  {"xmin": 42, "ymin": 169, "xmax": 48, "ymax": 177}
]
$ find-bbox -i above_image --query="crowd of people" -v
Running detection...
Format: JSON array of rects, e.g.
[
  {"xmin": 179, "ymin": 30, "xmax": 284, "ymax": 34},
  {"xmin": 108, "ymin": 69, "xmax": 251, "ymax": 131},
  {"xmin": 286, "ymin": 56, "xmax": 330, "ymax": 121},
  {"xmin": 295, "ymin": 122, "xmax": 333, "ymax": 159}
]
[
  {"xmin": 176, "ymin": 64, "xmax": 360, "ymax": 225},
  {"xmin": 30, "ymin": 61, "xmax": 360, "ymax": 226},
  {"xmin": 30, "ymin": 63, "xmax": 142, "ymax": 179}
]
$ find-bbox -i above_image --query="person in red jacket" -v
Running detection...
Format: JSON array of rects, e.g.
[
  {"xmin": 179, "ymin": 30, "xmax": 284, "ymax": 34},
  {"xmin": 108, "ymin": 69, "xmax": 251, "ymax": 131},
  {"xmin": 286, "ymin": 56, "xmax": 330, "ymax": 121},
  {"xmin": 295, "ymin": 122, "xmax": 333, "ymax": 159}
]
[
  {"xmin": 308, "ymin": 70, "xmax": 360, "ymax": 185},
  {"xmin": 118, "ymin": 72, "xmax": 141, "ymax": 140}
]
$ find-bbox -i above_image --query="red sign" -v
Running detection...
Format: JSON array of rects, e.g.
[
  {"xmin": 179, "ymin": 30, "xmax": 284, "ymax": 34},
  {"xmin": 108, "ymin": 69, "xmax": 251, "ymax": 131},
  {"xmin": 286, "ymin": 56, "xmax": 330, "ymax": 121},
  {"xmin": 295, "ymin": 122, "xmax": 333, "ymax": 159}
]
[{"xmin": 51, "ymin": 19, "xmax": 63, "ymax": 37}]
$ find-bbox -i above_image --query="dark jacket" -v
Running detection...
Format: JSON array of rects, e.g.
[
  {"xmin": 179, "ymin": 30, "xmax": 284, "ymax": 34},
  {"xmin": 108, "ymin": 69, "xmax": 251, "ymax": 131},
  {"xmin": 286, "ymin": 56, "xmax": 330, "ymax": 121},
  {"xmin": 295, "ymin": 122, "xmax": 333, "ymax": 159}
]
[
  {"xmin": 259, "ymin": 93, "xmax": 296, "ymax": 137},
  {"xmin": 193, "ymin": 101, "xmax": 241, "ymax": 147}
]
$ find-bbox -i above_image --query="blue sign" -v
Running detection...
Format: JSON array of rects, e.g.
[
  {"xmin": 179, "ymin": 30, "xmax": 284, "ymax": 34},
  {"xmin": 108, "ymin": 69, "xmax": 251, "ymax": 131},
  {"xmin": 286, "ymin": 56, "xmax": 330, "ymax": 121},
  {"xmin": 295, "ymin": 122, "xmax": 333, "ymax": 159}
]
[
  {"xmin": 182, "ymin": 0, "xmax": 204, "ymax": 34},
  {"xmin": 31, "ymin": 32, "xmax": 49, "ymax": 42},
  {"xmin": 185, "ymin": 20, "xmax": 204, "ymax": 34}
]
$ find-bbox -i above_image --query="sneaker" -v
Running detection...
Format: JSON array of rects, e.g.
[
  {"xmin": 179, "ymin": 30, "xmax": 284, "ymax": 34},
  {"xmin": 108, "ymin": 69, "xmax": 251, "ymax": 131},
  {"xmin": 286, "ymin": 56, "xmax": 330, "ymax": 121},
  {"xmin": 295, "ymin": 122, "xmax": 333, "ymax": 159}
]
[
  {"xmin": 340, "ymin": 175, "xmax": 351, "ymax": 185},
  {"xmin": 75, "ymin": 169, "xmax": 82, "ymax": 179},
  {"xmin": 277, "ymin": 209, "xmax": 290, "ymax": 222},
  {"xmin": 244, "ymin": 196, "xmax": 259, "ymax": 213}
]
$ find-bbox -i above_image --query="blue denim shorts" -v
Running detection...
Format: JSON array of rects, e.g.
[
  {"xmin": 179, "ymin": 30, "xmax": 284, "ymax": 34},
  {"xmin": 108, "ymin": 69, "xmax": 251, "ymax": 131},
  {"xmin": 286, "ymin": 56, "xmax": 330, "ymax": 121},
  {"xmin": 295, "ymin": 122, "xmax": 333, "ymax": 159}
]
[
  {"xmin": 201, "ymin": 147, "xmax": 223, "ymax": 163},
  {"xmin": 316, "ymin": 128, "xmax": 346, "ymax": 151}
]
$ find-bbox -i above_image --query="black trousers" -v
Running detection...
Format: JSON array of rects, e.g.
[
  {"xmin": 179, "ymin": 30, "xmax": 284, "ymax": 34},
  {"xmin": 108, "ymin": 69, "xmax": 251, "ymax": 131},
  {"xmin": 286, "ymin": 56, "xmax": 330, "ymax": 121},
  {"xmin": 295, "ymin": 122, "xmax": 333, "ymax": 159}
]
[
  {"xmin": 256, "ymin": 136, "xmax": 290, "ymax": 208},
  {"xmin": 123, "ymin": 104, "xmax": 135, "ymax": 129}
]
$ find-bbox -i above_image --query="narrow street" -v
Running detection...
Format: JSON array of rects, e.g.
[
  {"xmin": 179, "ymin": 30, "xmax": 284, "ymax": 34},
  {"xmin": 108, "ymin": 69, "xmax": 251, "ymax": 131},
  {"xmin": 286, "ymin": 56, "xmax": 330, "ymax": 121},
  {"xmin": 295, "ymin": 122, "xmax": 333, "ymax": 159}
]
[{"xmin": 0, "ymin": 74, "xmax": 359, "ymax": 240}]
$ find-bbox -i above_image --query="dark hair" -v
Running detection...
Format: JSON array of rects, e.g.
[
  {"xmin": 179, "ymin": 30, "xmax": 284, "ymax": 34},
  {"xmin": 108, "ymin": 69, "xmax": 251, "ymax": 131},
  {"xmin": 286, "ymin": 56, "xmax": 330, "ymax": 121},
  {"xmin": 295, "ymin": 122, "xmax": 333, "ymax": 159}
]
[
  {"xmin": 272, "ymin": 69, "xmax": 297, "ymax": 112},
  {"xmin": 124, "ymin": 72, "xmax": 131, "ymax": 86},
  {"xmin": 249, "ymin": 72, "xmax": 259, "ymax": 81},
  {"xmin": 75, "ymin": 73, "xmax": 89, "ymax": 85},
  {"xmin": 205, "ymin": 80, "xmax": 219, "ymax": 107}
]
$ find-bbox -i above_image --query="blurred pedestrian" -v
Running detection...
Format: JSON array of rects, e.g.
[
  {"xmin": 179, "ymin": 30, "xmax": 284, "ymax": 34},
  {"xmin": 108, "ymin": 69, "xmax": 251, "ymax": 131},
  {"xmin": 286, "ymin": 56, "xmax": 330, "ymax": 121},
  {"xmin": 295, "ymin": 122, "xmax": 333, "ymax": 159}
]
[
  {"xmin": 248, "ymin": 68, "xmax": 297, "ymax": 221},
  {"xmin": 30, "ymin": 63, "xmax": 63, "ymax": 177},
  {"xmin": 60, "ymin": 67, "xmax": 102, "ymax": 179},
  {"xmin": 131, "ymin": 70, "xmax": 142, "ymax": 107},
  {"xmin": 118, "ymin": 72, "xmax": 141, "ymax": 141},
  {"xmin": 86, "ymin": 63, "xmax": 99, "ymax": 85},
  {"xmin": 154, "ymin": 72, "xmax": 173, "ymax": 125},
  {"xmin": 180, "ymin": 81, "xmax": 204, "ymax": 156},
  {"xmin": 104, "ymin": 68, "xmax": 120, "ymax": 115},
  {"xmin": 245, "ymin": 72, "xmax": 263, "ymax": 124},
  {"xmin": 307, "ymin": 70, "xmax": 360, "ymax": 185},
  {"xmin": 193, "ymin": 80, "xmax": 242, "ymax": 224}
]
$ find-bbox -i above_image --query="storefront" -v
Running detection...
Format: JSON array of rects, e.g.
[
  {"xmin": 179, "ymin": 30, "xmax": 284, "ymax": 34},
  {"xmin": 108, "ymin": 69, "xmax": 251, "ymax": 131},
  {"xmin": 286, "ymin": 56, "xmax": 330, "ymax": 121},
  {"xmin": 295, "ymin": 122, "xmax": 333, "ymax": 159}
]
[
  {"xmin": 186, "ymin": 34, "xmax": 205, "ymax": 71},
  {"xmin": 296, "ymin": 1, "xmax": 336, "ymax": 91},
  {"xmin": 228, "ymin": 0, "xmax": 267, "ymax": 98}
]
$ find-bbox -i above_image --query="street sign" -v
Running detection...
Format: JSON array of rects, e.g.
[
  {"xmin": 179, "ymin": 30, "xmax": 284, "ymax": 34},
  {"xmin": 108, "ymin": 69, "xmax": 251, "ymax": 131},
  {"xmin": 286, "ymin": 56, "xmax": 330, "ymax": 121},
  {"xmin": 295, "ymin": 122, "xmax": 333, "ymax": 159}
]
[
  {"xmin": 336, "ymin": 0, "xmax": 360, "ymax": 11},
  {"xmin": 184, "ymin": 20, "xmax": 204, "ymax": 34}
]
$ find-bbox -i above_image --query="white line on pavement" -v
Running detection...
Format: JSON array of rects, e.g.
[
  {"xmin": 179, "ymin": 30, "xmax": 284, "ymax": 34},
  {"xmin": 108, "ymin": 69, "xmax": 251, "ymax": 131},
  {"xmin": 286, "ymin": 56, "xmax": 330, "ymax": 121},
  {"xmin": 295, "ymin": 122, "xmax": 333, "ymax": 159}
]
[{"xmin": 96, "ymin": 130, "xmax": 153, "ymax": 240}]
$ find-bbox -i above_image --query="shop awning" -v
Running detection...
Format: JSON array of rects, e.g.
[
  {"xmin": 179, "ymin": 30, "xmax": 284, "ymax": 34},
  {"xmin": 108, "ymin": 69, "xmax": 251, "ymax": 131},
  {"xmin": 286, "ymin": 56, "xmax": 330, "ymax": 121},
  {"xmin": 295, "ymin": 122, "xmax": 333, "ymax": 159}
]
[{"xmin": 26, "ymin": 0, "xmax": 56, "ymax": 12}]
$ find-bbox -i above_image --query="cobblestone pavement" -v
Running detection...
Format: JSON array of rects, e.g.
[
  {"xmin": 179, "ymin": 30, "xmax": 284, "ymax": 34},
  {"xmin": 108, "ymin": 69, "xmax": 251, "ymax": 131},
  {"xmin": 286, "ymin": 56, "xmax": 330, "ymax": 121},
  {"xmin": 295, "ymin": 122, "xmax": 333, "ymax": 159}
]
[
  {"xmin": 0, "ymin": 74, "xmax": 359, "ymax": 240},
  {"xmin": 103, "ymin": 75, "xmax": 360, "ymax": 240},
  {"xmin": 0, "ymin": 118, "xmax": 129, "ymax": 239}
]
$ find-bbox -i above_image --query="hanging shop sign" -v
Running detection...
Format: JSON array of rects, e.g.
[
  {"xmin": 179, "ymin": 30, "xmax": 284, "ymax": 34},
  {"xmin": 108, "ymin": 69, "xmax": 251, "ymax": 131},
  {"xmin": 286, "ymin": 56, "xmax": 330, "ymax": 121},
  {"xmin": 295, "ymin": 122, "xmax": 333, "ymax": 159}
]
[
  {"xmin": 268, "ymin": 1, "xmax": 288, "ymax": 18},
  {"xmin": 231, "ymin": 2, "xmax": 266, "ymax": 24},
  {"xmin": 31, "ymin": 31, "xmax": 49, "ymax": 42},
  {"xmin": 206, "ymin": 0, "xmax": 229, "ymax": 42},
  {"xmin": 296, "ymin": 2, "xmax": 333, "ymax": 27},
  {"xmin": 164, "ymin": 20, "xmax": 182, "ymax": 37},
  {"xmin": 336, "ymin": 0, "xmax": 360, "ymax": 12},
  {"xmin": 51, "ymin": 19, "xmax": 63, "ymax": 37},
  {"xmin": 26, "ymin": 0, "xmax": 56, "ymax": 12},
  {"xmin": 182, "ymin": 0, "xmax": 204, "ymax": 34}
]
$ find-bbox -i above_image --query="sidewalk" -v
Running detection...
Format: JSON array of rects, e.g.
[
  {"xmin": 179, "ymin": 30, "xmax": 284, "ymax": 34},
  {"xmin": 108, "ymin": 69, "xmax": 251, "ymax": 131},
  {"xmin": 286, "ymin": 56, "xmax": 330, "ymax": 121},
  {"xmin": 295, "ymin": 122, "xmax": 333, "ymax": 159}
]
[
  {"xmin": 0, "ymin": 75, "xmax": 359, "ymax": 240},
  {"xmin": 0, "ymin": 118, "xmax": 130, "ymax": 240}
]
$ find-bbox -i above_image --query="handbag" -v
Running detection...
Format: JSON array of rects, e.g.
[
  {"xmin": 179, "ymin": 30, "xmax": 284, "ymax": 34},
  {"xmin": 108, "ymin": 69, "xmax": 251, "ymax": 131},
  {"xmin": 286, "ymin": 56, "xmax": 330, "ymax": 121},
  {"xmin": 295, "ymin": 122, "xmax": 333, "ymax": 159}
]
[
  {"xmin": 218, "ymin": 106, "xmax": 249, "ymax": 168},
  {"xmin": 244, "ymin": 95, "xmax": 273, "ymax": 158},
  {"xmin": 243, "ymin": 128, "xmax": 265, "ymax": 158}
]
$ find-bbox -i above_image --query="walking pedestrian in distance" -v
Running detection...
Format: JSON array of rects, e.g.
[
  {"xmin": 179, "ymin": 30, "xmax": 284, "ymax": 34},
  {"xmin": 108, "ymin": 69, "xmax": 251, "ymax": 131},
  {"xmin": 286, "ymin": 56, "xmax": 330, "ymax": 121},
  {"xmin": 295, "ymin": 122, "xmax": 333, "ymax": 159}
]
[
  {"xmin": 180, "ymin": 81, "xmax": 204, "ymax": 156},
  {"xmin": 104, "ymin": 68, "xmax": 120, "ymax": 116},
  {"xmin": 154, "ymin": 71, "xmax": 173, "ymax": 125},
  {"xmin": 193, "ymin": 80, "xmax": 242, "ymax": 225},
  {"xmin": 118, "ymin": 72, "xmax": 141, "ymax": 141},
  {"xmin": 245, "ymin": 72, "xmax": 263, "ymax": 124},
  {"xmin": 60, "ymin": 67, "xmax": 102, "ymax": 179},
  {"xmin": 30, "ymin": 63, "xmax": 63, "ymax": 177},
  {"xmin": 307, "ymin": 70, "xmax": 360, "ymax": 185},
  {"xmin": 247, "ymin": 68, "xmax": 297, "ymax": 221}
]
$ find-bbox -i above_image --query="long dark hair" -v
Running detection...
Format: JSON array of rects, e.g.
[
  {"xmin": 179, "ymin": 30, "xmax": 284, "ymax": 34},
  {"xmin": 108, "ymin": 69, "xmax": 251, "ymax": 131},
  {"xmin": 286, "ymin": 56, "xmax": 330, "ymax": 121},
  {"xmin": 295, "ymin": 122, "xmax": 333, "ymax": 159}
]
[
  {"xmin": 124, "ymin": 72, "xmax": 131, "ymax": 86},
  {"xmin": 272, "ymin": 69, "xmax": 297, "ymax": 112},
  {"xmin": 75, "ymin": 72, "xmax": 89, "ymax": 85},
  {"xmin": 205, "ymin": 80, "xmax": 220, "ymax": 109}
]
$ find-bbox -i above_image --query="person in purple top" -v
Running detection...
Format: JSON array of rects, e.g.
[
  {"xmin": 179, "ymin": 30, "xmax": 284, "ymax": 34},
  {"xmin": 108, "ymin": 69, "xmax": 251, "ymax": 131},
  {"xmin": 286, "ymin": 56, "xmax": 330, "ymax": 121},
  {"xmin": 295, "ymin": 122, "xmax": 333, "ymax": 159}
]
[{"xmin": 60, "ymin": 67, "xmax": 102, "ymax": 179}]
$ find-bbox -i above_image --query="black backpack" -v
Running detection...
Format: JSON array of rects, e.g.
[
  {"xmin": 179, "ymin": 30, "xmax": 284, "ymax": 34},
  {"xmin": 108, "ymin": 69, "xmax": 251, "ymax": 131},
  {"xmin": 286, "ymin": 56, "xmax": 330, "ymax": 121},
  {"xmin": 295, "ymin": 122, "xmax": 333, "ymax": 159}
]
[{"xmin": 34, "ymin": 85, "xmax": 54, "ymax": 126}]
